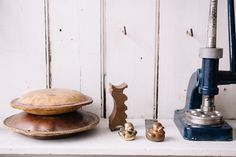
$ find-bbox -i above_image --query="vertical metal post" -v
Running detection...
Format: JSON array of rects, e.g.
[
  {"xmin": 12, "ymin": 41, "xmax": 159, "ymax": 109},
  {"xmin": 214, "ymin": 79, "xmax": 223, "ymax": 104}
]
[
  {"xmin": 207, "ymin": 0, "xmax": 218, "ymax": 48},
  {"xmin": 201, "ymin": 0, "xmax": 218, "ymax": 113}
]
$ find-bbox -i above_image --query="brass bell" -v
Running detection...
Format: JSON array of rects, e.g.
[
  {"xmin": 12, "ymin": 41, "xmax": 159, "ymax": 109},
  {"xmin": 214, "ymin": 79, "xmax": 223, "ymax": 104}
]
[{"xmin": 118, "ymin": 122, "xmax": 137, "ymax": 141}]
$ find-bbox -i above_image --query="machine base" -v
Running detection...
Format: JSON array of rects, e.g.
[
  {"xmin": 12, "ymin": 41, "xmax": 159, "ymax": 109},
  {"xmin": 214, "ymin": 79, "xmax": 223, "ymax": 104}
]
[{"xmin": 174, "ymin": 109, "xmax": 233, "ymax": 141}]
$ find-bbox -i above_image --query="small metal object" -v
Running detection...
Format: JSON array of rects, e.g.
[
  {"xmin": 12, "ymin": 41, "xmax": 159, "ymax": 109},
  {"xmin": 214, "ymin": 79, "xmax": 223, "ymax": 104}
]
[
  {"xmin": 185, "ymin": 109, "xmax": 223, "ymax": 125},
  {"xmin": 122, "ymin": 26, "xmax": 127, "ymax": 35},
  {"xmin": 118, "ymin": 122, "xmax": 137, "ymax": 141},
  {"xmin": 109, "ymin": 83, "xmax": 128, "ymax": 131},
  {"xmin": 186, "ymin": 28, "xmax": 194, "ymax": 37},
  {"xmin": 145, "ymin": 120, "xmax": 165, "ymax": 142},
  {"xmin": 199, "ymin": 48, "xmax": 223, "ymax": 59}
]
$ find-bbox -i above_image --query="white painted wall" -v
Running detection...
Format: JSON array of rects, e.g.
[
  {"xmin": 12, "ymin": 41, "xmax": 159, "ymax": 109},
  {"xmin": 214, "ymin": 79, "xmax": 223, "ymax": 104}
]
[
  {"xmin": 0, "ymin": 0, "xmax": 235, "ymax": 119},
  {"xmin": 0, "ymin": 0, "xmax": 46, "ymax": 118},
  {"xmin": 49, "ymin": 0, "xmax": 101, "ymax": 116},
  {"xmin": 105, "ymin": 0, "xmax": 157, "ymax": 119}
]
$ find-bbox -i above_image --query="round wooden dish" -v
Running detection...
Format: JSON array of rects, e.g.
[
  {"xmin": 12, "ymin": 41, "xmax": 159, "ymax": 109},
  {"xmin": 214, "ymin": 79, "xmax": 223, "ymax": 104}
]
[
  {"xmin": 3, "ymin": 110, "xmax": 99, "ymax": 139},
  {"xmin": 10, "ymin": 88, "xmax": 93, "ymax": 115}
]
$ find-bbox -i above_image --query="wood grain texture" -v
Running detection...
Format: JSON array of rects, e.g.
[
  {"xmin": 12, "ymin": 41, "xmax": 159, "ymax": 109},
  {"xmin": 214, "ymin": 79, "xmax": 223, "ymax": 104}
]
[{"xmin": 109, "ymin": 83, "xmax": 128, "ymax": 131}]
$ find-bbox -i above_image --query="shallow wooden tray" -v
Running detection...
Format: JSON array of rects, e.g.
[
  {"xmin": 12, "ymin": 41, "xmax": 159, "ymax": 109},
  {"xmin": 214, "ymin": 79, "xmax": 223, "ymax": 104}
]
[
  {"xmin": 3, "ymin": 110, "xmax": 99, "ymax": 139},
  {"xmin": 10, "ymin": 88, "xmax": 93, "ymax": 115},
  {"xmin": 11, "ymin": 96, "xmax": 93, "ymax": 116}
]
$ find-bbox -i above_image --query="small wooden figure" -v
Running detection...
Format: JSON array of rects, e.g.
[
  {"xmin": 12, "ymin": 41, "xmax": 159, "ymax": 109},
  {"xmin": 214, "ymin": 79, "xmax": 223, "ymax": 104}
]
[
  {"xmin": 118, "ymin": 122, "xmax": 137, "ymax": 141},
  {"xmin": 109, "ymin": 82, "xmax": 128, "ymax": 131}
]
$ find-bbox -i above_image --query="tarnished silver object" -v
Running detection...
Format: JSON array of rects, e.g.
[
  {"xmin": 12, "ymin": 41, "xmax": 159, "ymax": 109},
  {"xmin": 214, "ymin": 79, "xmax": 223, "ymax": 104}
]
[
  {"xmin": 185, "ymin": 109, "xmax": 223, "ymax": 125},
  {"xmin": 207, "ymin": 0, "xmax": 218, "ymax": 48},
  {"xmin": 199, "ymin": 48, "xmax": 223, "ymax": 59},
  {"xmin": 186, "ymin": 0, "xmax": 224, "ymax": 125},
  {"xmin": 118, "ymin": 122, "xmax": 137, "ymax": 141}
]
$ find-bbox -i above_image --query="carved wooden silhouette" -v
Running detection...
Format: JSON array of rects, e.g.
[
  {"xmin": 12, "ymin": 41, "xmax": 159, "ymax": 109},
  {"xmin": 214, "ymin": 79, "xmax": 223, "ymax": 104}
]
[{"xmin": 109, "ymin": 82, "xmax": 128, "ymax": 131}]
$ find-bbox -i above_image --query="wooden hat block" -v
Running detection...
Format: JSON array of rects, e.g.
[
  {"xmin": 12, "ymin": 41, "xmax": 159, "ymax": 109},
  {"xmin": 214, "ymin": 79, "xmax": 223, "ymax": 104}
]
[
  {"xmin": 109, "ymin": 82, "xmax": 128, "ymax": 131},
  {"xmin": 4, "ymin": 88, "xmax": 99, "ymax": 139}
]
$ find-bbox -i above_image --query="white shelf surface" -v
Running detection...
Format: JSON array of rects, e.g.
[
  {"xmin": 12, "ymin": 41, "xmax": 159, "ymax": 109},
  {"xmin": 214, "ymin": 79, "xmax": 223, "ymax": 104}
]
[{"xmin": 0, "ymin": 115, "xmax": 236, "ymax": 156}]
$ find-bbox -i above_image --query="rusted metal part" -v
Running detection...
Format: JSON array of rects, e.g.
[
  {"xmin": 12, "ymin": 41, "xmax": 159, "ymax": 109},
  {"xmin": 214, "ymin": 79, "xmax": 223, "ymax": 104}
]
[
  {"xmin": 3, "ymin": 110, "xmax": 99, "ymax": 139},
  {"xmin": 109, "ymin": 82, "xmax": 128, "ymax": 131},
  {"xmin": 118, "ymin": 122, "xmax": 137, "ymax": 141}
]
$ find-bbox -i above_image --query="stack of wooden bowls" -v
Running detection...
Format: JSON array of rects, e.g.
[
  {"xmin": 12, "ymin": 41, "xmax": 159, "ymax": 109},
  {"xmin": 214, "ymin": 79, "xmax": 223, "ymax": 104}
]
[{"xmin": 3, "ymin": 88, "xmax": 99, "ymax": 139}]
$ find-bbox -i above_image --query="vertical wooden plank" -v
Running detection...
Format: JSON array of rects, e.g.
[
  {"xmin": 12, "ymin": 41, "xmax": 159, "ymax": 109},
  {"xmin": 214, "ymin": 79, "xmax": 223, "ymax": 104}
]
[
  {"xmin": 0, "ymin": 0, "xmax": 46, "ymax": 117},
  {"xmin": 105, "ymin": 0, "xmax": 156, "ymax": 118},
  {"xmin": 77, "ymin": 0, "xmax": 101, "ymax": 115},
  {"xmin": 49, "ymin": 0, "xmax": 81, "ymax": 89},
  {"xmin": 158, "ymin": 0, "xmax": 236, "ymax": 119},
  {"xmin": 49, "ymin": 0, "xmax": 101, "ymax": 115}
]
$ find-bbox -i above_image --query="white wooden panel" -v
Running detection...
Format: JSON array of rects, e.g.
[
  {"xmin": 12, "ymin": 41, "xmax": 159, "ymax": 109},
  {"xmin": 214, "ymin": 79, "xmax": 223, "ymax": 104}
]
[
  {"xmin": 0, "ymin": 0, "xmax": 46, "ymax": 117},
  {"xmin": 105, "ymin": 0, "xmax": 157, "ymax": 118},
  {"xmin": 158, "ymin": 0, "xmax": 236, "ymax": 118},
  {"xmin": 77, "ymin": 0, "xmax": 101, "ymax": 115},
  {"xmin": 49, "ymin": 0, "xmax": 101, "ymax": 115}
]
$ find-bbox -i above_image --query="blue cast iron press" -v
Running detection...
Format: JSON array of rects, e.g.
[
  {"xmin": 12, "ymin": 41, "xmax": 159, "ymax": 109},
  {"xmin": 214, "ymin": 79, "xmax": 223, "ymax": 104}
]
[{"xmin": 174, "ymin": 0, "xmax": 236, "ymax": 141}]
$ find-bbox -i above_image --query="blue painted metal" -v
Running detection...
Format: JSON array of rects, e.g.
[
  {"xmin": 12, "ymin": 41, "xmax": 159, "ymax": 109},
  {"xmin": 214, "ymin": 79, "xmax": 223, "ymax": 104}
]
[
  {"xmin": 199, "ymin": 59, "xmax": 219, "ymax": 95},
  {"xmin": 174, "ymin": 0, "xmax": 236, "ymax": 141},
  {"xmin": 174, "ymin": 110, "xmax": 233, "ymax": 141},
  {"xmin": 184, "ymin": 70, "xmax": 202, "ymax": 110},
  {"xmin": 228, "ymin": 0, "xmax": 236, "ymax": 73}
]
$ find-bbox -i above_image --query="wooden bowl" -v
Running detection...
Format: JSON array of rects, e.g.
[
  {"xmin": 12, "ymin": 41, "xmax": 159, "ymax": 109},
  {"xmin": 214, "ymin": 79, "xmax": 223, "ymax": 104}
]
[
  {"xmin": 10, "ymin": 88, "xmax": 93, "ymax": 115},
  {"xmin": 3, "ymin": 110, "xmax": 99, "ymax": 139}
]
